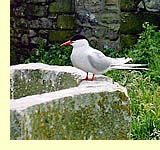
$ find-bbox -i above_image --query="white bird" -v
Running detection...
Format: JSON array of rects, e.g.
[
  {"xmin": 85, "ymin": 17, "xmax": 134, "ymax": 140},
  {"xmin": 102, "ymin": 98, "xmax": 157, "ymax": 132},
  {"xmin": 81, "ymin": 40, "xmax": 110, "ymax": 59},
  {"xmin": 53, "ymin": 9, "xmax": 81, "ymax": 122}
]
[{"xmin": 61, "ymin": 34, "xmax": 148, "ymax": 81}]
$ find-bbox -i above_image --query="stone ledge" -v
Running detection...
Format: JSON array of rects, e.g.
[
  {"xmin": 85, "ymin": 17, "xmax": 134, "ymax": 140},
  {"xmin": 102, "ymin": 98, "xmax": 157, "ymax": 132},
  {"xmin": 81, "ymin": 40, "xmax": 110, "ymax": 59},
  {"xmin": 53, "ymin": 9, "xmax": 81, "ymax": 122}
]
[
  {"xmin": 10, "ymin": 81, "xmax": 130, "ymax": 139},
  {"xmin": 10, "ymin": 63, "xmax": 111, "ymax": 99},
  {"xmin": 10, "ymin": 63, "xmax": 130, "ymax": 140}
]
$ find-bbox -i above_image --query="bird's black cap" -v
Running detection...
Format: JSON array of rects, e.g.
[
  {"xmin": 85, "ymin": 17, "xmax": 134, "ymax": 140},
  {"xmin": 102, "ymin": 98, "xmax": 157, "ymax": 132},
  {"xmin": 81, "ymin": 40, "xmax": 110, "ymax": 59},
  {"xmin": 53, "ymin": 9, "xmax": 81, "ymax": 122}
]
[{"xmin": 71, "ymin": 34, "xmax": 87, "ymax": 41}]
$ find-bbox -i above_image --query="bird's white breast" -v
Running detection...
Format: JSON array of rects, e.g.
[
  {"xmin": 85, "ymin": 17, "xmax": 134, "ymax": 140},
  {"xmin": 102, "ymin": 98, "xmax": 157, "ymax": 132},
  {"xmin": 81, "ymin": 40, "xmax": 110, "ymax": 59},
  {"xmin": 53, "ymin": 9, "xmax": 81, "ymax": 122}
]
[{"xmin": 71, "ymin": 47, "xmax": 94, "ymax": 73}]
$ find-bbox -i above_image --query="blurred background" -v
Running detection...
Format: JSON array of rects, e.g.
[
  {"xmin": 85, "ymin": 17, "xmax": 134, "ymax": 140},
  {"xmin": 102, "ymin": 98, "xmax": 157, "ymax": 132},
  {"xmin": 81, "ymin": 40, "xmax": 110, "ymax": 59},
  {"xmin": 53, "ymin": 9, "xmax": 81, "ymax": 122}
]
[{"xmin": 10, "ymin": 0, "xmax": 160, "ymax": 65}]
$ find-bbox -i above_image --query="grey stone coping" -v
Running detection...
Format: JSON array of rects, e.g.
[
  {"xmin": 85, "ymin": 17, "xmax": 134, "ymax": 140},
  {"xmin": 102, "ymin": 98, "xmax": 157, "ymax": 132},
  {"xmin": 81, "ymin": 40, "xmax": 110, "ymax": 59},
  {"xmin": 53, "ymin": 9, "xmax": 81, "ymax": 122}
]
[{"xmin": 10, "ymin": 63, "xmax": 130, "ymax": 140}]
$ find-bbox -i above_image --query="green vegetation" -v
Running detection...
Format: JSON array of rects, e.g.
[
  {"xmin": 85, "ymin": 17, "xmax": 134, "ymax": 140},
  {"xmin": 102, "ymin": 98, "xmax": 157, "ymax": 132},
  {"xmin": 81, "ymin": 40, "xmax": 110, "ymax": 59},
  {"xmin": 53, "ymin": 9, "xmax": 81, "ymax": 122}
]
[
  {"xmin": 25, "ymin": 38, "xmax": 72, "ymax": 66},
  {"xmin": 105, "ymin": 22, "xmax": 160, "ymax": 140},
  {"xmin": 25, "ymin": 23, "xmax": 160, "ymax": 140}
]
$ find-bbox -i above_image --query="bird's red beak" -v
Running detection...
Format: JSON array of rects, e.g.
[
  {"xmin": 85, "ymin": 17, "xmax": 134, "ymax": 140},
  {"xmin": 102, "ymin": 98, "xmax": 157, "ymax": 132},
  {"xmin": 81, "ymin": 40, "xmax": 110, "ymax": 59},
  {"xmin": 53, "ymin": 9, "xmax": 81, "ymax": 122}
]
[{"xmin": 60, "ymin": 41, "xmax": 73, "ymax": 47}]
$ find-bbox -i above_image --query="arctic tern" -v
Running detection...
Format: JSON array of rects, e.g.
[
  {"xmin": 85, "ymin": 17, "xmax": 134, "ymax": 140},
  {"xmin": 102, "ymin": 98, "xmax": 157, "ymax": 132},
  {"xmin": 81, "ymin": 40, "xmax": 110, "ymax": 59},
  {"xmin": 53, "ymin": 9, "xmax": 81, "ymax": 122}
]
[{"xmin": 61, "ymin": 34, "xmax": 148, "ymax": 81}]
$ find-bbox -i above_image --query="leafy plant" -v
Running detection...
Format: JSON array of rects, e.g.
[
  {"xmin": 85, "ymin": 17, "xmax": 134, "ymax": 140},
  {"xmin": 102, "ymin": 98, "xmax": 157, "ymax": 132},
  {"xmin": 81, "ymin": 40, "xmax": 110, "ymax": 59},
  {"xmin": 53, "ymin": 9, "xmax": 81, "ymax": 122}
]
[
  {"xmin": 123, "ymin": 22, "xmax": 160, "ymax": 83},
  {"xmin": 25, "ymin": 38, "xmax": 72, "ymax": 66},
  {"xmin": 105, "ymin": 23, "xmax": 160, "ymax": 140}
]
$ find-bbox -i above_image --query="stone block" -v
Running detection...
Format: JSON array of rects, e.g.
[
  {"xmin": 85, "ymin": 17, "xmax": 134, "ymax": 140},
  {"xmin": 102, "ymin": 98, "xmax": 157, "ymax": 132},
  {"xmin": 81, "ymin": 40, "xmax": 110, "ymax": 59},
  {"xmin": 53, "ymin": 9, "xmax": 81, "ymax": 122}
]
[
  {"xmin": 10, "ymin": 63, "xmax": 130, "ymax": 140},
  {"xmin": 120, "ymin": 0, "xmax": 140, "ymax": 11},
  {"xmin": 21, "ymin": 34, "xmax": 29, "ymax": 46},
  {"xmin": 38, "ymin": 30, "xmax": 49, "ymax": 38},
  {"xmin": 10, "ymin": 63, "xmax": 85, "ymax": 99},
  {"xmin": 120, "ymin": 34, "xmax": 137, "ymax": 49},
  {"xmin": 120, "ymin": 12, "xmax": 160, "ymax": 34},
  {"xmin": 96, "ymin": 26, "xmax": 119, "ymax": 40},
  {"xmin": 105, "ymin": 0, "xmax": 119, "ymax": 5},
  {"xmin": 30, "ymin": 18, "xmax": 53, "ymax": 29},
  {"xmin": 104, "ymin": 5, "xmax": 120, "ymax": 13},
  {"xmin": 30, "ymin": 37, "xmax": 47, "ymax": 44},
  {"xmin": 14, "ymin": 4, "xmax": 26, "ymax": 17},
  {"xmin": 26, "ymin": 4, "xmax": 47, "ymax": 17},
  {"xmin": 138, "ymin": 0, "xmax": 160, "ymax": 12},
  {"xmin": 49, "ymin": 0, "xmax": 75, "ymax": 16},
  {"xmin": 57, "ymin": 15, "xmax": 75, "ymax": 29},
  {"xmin": 29, "ymin": 30, "xmax": 37, "ymax": 37},
  {"xmin": 101, "ymin": 13, "xmax": 120, "ymax": 24},
  {"xmin": 14, "ymin": 18, "xmax": 28, "ymax": 29},
  {"xmin": 26, "ymin": 0, "xmax": 49, "ymax": 3},
  {"xmin": 48, "ymin": 30, "xmax": 75, "ymax": 42}
]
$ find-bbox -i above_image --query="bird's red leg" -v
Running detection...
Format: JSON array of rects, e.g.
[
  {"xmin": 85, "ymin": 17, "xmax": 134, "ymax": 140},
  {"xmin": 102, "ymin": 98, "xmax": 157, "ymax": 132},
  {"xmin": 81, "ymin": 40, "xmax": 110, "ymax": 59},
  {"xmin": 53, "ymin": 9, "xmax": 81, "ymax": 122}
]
[
  {"xmin": 81, "ymin": 72, "xmax": 88, "ymax": 81},
  {"xmin": 85, "ymin": 72, "xmax": 89, "ymax": 80},
  {"xmin": 90, "ymin": 74, "xmax": 95, "ymax": 81},
  {"xmin": 87, "ymin": 74, "xmax": 95, "ymax": 81},
  {"xmin": 82, "ymin": 73, "xmax": 95, "ymax": 81}
]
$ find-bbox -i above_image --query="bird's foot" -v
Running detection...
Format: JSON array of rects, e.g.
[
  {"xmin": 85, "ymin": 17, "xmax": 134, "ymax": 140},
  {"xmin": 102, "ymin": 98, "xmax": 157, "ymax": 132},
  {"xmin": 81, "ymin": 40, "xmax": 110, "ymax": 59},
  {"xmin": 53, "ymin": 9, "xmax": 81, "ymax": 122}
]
[{"xmin": 81, "ymin": 74, "xmax": 95, "ymax": 81}]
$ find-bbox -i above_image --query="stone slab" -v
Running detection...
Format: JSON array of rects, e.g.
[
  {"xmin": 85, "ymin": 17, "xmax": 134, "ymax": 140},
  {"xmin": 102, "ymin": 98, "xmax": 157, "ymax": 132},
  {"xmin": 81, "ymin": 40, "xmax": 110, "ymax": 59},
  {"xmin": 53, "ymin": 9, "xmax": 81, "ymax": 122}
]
[
  {"xmin": 10, "ymin": 63, "xmax": 111, "ymax": 99},
  {"xmin": 10, "ymin": 76, "xmax": 130, "ymax": 140}
]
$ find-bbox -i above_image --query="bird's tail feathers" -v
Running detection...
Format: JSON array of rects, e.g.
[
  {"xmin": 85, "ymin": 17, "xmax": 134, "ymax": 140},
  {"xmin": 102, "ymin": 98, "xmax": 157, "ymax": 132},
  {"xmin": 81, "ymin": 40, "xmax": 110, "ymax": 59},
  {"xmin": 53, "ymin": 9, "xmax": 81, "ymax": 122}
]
[
  {"xmin": 112, "ymin": 57, "xmax": 132, "ymax": 65},
  {"xmin": 110, "ymin": 65, "xmax": 148, "ymax": 70},
  {"xmin": 110, "ymin": 57, "xmax": 148, "ymax": 70},
  {"xmin": 118, "ymin": 64, "xmax": 148, "ymax": 67}
]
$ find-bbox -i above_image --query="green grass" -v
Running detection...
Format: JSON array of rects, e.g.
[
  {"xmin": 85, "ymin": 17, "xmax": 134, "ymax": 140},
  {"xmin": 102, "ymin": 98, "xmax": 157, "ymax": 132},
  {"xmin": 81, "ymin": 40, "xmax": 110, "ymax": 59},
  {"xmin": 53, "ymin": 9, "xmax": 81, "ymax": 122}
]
[
  {"xmin": 105, "ymin": 23, "xmax": 160, "ymax": 140},
  {"xmin": 105, "ymin": 70, "xmax": 160, "ymax": 140}
]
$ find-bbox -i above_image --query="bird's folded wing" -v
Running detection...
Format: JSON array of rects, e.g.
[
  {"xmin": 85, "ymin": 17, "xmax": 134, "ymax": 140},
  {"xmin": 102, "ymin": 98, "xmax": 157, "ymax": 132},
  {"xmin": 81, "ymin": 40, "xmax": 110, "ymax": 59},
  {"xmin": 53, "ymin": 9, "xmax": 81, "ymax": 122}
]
[{"xmin": 88, "ymin": 51, "xmax": 111, "ymax": 72}]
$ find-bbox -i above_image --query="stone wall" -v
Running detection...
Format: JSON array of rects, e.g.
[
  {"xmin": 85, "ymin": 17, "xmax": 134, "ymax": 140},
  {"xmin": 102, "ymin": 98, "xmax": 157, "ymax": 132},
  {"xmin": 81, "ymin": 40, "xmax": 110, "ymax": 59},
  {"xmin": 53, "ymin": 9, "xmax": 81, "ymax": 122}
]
[
  {"xmin": 10, "ymin": 0, "xmax": 160, "ymax": 65},
  {"xmin": 10, "ymin": 0, "xmax": 120, "ymax": 65},
  {"xmin": 120, "ymin": 0, "xmax": 160, "ymax": 49},
  {"xmin": 11, "ymin": 0, "xmax": 76, "ymax": 65},
  {"xmin": 75, "ymin": 0, "xmax": 120, "ymax": 50}
]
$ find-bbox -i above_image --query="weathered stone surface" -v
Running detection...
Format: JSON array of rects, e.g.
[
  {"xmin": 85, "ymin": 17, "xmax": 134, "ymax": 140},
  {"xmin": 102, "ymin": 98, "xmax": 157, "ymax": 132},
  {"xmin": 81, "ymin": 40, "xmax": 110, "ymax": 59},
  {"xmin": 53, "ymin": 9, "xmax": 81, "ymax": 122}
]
[
  {"xmin": 30, "ymin": 37, "xmax": 47, "ymax": 44},
  {"xmin": 10, "ymin": 63, "xmax": 86, "ymax": 99},
  {"xmin": 120, "ymin": 12, "xmax": 160, "ymax": 34},
  {"xmin": 26, "ymin": 4, "xmax": 47, "ymax": 16},
  {"xmin": 76, "ymin": 0, "xmax": 120, "ymax": 50},
  {"xmin": 29, "ymin": 30, "xmax": 37, "ymax": 37},
  {"xmin": 57, "ymin": 15, "xmax": 75, "ymax": 29},
  {"xmin": 49, "ymin": 0, "xmax": 75, "ymax": 15},
  {"xmin": 138, "ymin": 0, "xmax": 160, "ymax": 12},
  {"xmin": 38, "ymin": 30, "xmax": 49, "ymax": 38},
  {"xmin": 96, "ymin": 26, "xmax": 119, "ymax": 40},
  {"xmin": 30, "ymin": 18, "xmax": 53, "ymax": 29},
  {"xmin": 121, "ymin": 0, "xmax": 141, "ymax": 11},
  {"xmin": 26, "ymin": 0, "xmax": 49, "ymax": 3},
  {"xmin": 48, "ymin": 30, "xmax": 75, "ymax": 41},
  {"xmin": 14, "ymin": 18, "xmax": 28, "ymax": 29},
  {"xmin": 21, "ymin": 34, "xmax": 29, "ymax": 46},
  {"xmin": 120, "ymin": 34, "xmax": 137, "ymax": 49},
  {"xmin": 14, "ymin": 4, "xmax": 26, "ymax": 16},
  {"xmin": 10, "ymin": 63, "xmax": 130, "ymax": 140},
  {"xmin": 101, "ymin": 13, "xmax": 120, "ymax": 24},
  {"xmin": 30, "ymin": 37, "xmax": 39, "ymax": 44},
  {"xmin": 105, "ymin": 0, "xmax": 119, "ymax": 5}
]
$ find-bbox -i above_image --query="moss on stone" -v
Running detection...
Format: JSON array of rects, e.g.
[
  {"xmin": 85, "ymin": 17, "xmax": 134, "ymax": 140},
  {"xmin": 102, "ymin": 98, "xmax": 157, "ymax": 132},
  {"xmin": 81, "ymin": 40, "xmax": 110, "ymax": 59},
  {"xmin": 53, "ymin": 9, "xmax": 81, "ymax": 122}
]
[
  {"xmin": 101, "ymin": 13, "xmax": 119, "ymax": 24},
  {"xmin": 48, "ymin": 30, "xmax": 75, "ymax": 42},
  {"xmin": 57, "ymin": 15, "xmax": 75, "ymax": 29},
  {"xmin": 11, "ymin": 70, "xmax": 56, "ymax": 99},
  {"xmin": 120, "ymin": 12, "xmax": 160, "ymax": 34},
  {"xmin": 120, "ymin": 0, "xmax": 141, "ymax": 11},
  {"xmin": 105, "ymin": 0, "xmax": 119, "ymax": 5},
  {"xmin": 120, "ymin": 34, "xmax": 137, "ymax": 49},
  {"xmin": 11, "ymin": 91, "xmax": 130, "ymax": 140},
  {"xmin": 49, "ymin": 0, "xmax": 74, "ymax": 16},
  {"xmin": 10, "ymin": 67, "xmax": 81, "ymax": 99},
  {"xmin": 26, "ymin": 4, "xmax": 47, "ymax": 17}
]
